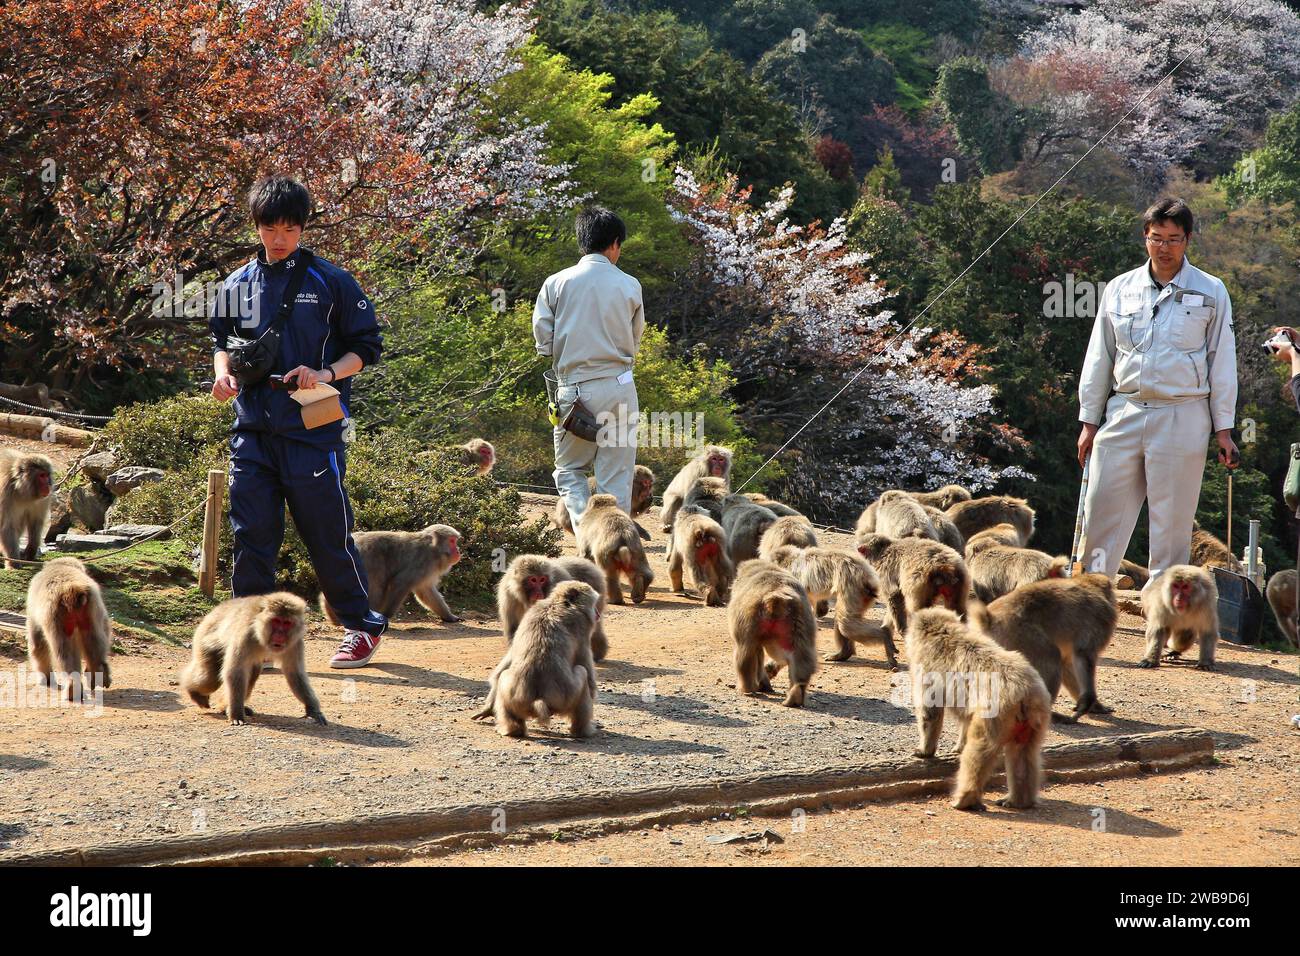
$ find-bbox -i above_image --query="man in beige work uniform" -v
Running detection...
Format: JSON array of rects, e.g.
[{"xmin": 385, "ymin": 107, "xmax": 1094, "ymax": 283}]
[
  {"xmin": 1077, "ymin": 198, "xmax": 1239, "ymax": 583},
  {"xmin": 533, "ymin": 206, "xmax": 645, "ymax": 525}
]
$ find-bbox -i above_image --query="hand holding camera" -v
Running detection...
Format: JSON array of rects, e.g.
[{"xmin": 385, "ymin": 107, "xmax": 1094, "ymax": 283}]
[{"xmin": 1264, "ymin": 327, "xmax": 1298, "ymax": 359}]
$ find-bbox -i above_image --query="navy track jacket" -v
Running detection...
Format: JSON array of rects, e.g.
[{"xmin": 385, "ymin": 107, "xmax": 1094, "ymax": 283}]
[{"xmin": 209, "ymin": 247, "xmax": 382, "ymax": 447}]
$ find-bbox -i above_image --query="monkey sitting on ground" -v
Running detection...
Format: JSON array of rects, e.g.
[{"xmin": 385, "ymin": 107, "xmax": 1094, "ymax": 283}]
[
  {"xmin": 322, "ymin": 524, "xmax": 462, "ymax": 625},
  {"xmin": 578, "ymin": 494, "xmax": 654, "ymax": 605},
  {"xmin": 946, "ymin": 495, "xmax": 1035, "ymax": 546},
  {"xmin": 856, "ymin": 485, "xmax": 971, "ymax": 536},
  {"xmin": 475, "ymin": 581, "xmax": 600, "ymax": 738},
  {"xmin": 495, "ymin": 554, "xmax": 609, "ymax": 658},
  {"xmin": 873, "ymin": 490, "xmax": 939, "ymax": 541},
  {"xmin": 25, "ymin": 557, "xmax": 111, "ymax": 702},
  {"xmin": 757, "ymin": 515, "xmax": 818, "ymax": 561},
  {"xmin": 856, "ymin": 532, "xmax": 969, "ymax": 640},
  {"xmin": 742, "ymin": 493, "xmax": 804, "ymax": 519},
  {"xmin": 971, "ymin": 573, "xmax": 1118, "ymax": 722},
  {"xmin": 458, "ymin": 438, "xmax": 496, "ymax": 476},
  {"xmin": 182, "ymin": 592, "xmax": 325, "ymax": 725},
  {"xmin": 1189, "ymin": 521, "xmax": 1244, "ymax": 573},
  {"xmin": 964, "ymin": 538, "xmax": 1068, "ymax": 603},
  {"xmin": 728, "ymin": 560, "xmax": 817, "ymax": 707},
  {"xmin": 721, "ymin": 494, "xmax": 778, "ymax": 565},
  {"xmin": 1266, "ymin": 568, "xmax": 1299, "ymax": 649},
  {"xmin": 906, "ymin": 607, "xmax": 1051, "ymax": 810},
  {"xmin": 964, "ymin": 523, "xmax": 1022, "ymax": 551},
  {"xmin": 681, "ymin": 476, "xmax": 729, "ymax": 524},
  {"xmin": 660, "ymin": 445, "xmax": 733, "ymax": 532},
  {"xmin": 767, "ymin": 544, "xmax": 896, "ymax": 667},
  {"xmin": 1140, "ymin": 565, "xmax": 1220, "ymax": 670},
  {"xmin": 667, "ymin": 505, "xmax": 735, "ymax": 607},
  {"xmin": 923, "ymin": 505, "xmax": 965, "ymax": 552},
  {"xmin": 552, "ymin": 464, "xmax": 655, "ymax": 541},
  {"xmin": 0, "ymin": 449, "xmax": 54, "ymax": 568}
]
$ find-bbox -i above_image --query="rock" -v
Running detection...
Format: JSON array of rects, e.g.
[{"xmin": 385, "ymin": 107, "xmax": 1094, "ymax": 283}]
[
  {"xmin": 69, "ymin": 483, "xmax": 113, "ymax": 531},
  {"xmin": 54, "ymin": 533, "xmax": 133, "ymax": 551},
  {"xmin": 78, "ymin": 452, "xmax": 120, "ymax": 484},
  {"xmin": 105, "ymin": 467, "xmax": 165, "ymax": 497},
  {"xmin": 105, "ymin": 523, "xmax": 171, "ymax": 541},
  {"xmin": 44, "ymin": 486, "xmax": 74, "ymax": 542}
]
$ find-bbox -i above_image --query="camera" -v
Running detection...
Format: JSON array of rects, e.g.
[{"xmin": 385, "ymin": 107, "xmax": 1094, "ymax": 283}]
[
  {"xmin": 1262, "ymin": 330, "xmax": 1296, "ymax": 355},
  {"xmin": 268, "ymin": 374, "xmax": 299, "ymax": 392}
]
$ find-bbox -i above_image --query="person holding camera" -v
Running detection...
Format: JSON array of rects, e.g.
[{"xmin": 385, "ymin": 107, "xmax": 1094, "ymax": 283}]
[
  {"xmin": 1077, "ymin": 198, "xmax": 1239, "ymax": 583},
  {"xmin": 533, "ymin": 206, "xmax": 645, "ymax": 525},
  {"xmin": 209, "ymin": 175, "xmax": 388, "ymax": 669}
]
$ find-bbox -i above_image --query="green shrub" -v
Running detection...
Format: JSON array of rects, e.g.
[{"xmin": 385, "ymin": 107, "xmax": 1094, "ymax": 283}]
[{"xmin": 101, "ymin": 394, "xmax": 231, "ymax": 470}]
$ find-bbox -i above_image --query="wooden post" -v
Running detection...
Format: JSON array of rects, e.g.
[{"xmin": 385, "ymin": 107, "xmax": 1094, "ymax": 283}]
[{"xmin": 199, "ymin": 469, "xmax": 225, "ymax": 597}]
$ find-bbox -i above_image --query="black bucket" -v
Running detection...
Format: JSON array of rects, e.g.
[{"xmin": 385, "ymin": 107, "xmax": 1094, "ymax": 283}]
[{"xmin": 1211, "ymin": 567, "xmax": 1265, "ymax": 645}]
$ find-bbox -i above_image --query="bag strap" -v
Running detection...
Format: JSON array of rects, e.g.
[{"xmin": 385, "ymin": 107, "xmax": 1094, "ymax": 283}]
[{"xmin": 264, "ymin": 249, "xmax": 314, "ymax": 337}]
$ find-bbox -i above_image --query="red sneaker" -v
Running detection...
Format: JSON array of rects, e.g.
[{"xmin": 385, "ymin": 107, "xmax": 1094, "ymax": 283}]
[{"xmin": 330, "ymin": 629, "xmax": 380, "ymax": 669}]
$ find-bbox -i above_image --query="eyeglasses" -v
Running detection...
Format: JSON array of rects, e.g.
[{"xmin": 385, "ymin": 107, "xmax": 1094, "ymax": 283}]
[{"xmin": 1144, "ymin": 236, "xmax": 1187, "ymax": 248}]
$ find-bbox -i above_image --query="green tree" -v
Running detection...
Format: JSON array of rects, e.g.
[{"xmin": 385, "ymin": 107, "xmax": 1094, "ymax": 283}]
[{"xmin": 934, "ymin": 57, "xmax": 1028, "ymax": 175}]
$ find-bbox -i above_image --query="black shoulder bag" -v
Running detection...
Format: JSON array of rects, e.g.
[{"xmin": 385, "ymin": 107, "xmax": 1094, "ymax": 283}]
[{"xmin": 226, "ymin": 250, "xmax": 314, "ymax": 387}]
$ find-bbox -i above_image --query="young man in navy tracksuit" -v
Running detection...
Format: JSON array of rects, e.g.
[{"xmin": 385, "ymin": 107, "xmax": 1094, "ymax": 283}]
[{"xmin": 209, "ymin": 175, "xmax": 388, "ymax": 668}]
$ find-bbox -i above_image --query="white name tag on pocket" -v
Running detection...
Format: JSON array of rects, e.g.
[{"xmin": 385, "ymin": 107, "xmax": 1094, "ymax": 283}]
[
  {"xmin": 1181, "ymin": 294, "xmax": 1204, "ymax": 307},
  {"xmin": 617, "ymin": 369, "xmax": 634, "ymax": 385}
]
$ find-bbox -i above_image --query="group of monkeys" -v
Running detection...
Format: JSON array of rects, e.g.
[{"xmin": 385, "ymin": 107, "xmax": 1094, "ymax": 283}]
[{"xmin": 0, "ymin": 437, "xmax": 1279, "ymax": 812}]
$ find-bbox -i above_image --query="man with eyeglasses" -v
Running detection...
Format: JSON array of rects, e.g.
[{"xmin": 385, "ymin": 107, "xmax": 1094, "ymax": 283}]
[{"xmin": 1076, "ymin": 198, "xmax": 1239, "ymax": 585}]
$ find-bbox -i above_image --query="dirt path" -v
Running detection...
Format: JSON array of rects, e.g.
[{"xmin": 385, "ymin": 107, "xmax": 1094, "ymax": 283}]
[{"xmin": 1, "ymin": 498, "xmax": 1297, "ymax": 864}]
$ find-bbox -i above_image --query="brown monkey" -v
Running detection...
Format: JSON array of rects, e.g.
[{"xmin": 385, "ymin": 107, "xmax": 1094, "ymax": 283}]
[
  {"xmin": 552, "ymin": 465, "xmax": 655, "ymax": 539},
  {"xmin": 182, "ymin": 592, "xmax": 324, "ymax": 725},
  {"xmin": 972, "ymin": 573, "xmax": 1117, "ymax": 722},
  {"xmin": 1140, "ymin": 565, "xmax": 1219, "ymax": 670},
  {"xmin": 667, "ymin": 505, "xmax": 735, "ymax": 606},
  {"xmin": 743, "ymin": 493, "xmax": 804, "ymax": 519},
  {"xmin": 923, "ymin": 505, "xmax": 965, "ymax": 552},
  {"xmin": 0, "ymin": 450, "xmax": 54, "ymax": 568},
  {"xmin": 872, "ymin": 490, "xmax": 939, "ymax": 541},
  {"xmin": 856, "ymin": 532, "xmax": 969, "ymax": 641},
  {"xmin": 660, "ymin": 445, "xmax": 733, "ymax": 532},
  {"xmin": 476, "ymin": 581, "xmax": 600, "ymax": 738},
  {"xmin": 965, "ymin": 542, "xmax": 1068, "ymax": 603},
  {"xmin": 946, "ymin": 495, "xmax": 1035, "ymax": 546},
  {"xmin": 721, "ymin": 494, "xmax": 778, "ymax": 565},
  {"xmin": 458, "ymin": 438, "xmax": 496, "ymax": 476},
  {"xmin": 856, "ymin": 485, "xmax": 972, "ymax": 536},
  {"xmin": 757, "ymin": 515, "xmax": 818, "ymax": 561},
  {"xmin": 681, "ymin": 476, "xmax": 729, "ymax": 524},
  {"xmin": 321, "ymin": 524, "xmax": 462, "ymax": 624},
  {"xmin": 728, "ymin": 560, "xmax": 817, "ymax": 707},
  {"xmin": 906, "ymin": 607, "xmax": 1051, "ymax": 811},
  {"xmin": 494, "ymin": 554, "xmax": 609, "ymax": 658},
  {"xmin": 768, "ymin": 544, "xmax": 896, "ymax": 667},
  {"xmin": 1117, "ymin": 559, "xmax": 1151, "ymax": 590},
  {"xmin": 25, "ymin": 557, "xmax": 111, "ymax": 702},
  {"xmin": 964, "ymin": 523, "xmax": 1022, "ymax": 551},
  {"xmin": 1266, "ymin": 568, "xmax": 1299, "ymax": 649},
  {"xmin": 577, "ymin": 494, "xmax": 654, "ymax": 605},
  {"xmin": 1190, "ymin": 521, "xmax": 1244, "ymax": 573}
]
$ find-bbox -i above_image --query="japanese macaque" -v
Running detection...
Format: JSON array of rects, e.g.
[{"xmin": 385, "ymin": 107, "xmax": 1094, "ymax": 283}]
[
  {"xmin": 0, "ymin": 450, "xmax": 53, "ymax": 568},
  {"xmin": 721, "ymin": 494, "xmax": 778, "ymax": 565},
  {"xmin": 767, "ymin": 544, "xmax": 896, "ymax": 667},
  {"xmin": 660, "ymin": 445, "xmax": 733, "ymax": 532},
  {"xmin": 459, "ymin": 438, "xmax": 496, "ymax": 477},
  {"xmin": 923, "ymin": 505, "xmax": 965, "ymax": 552},
  {"xmin": 25, "ymin": 557, "xmax": 111, "ymax": 702},
  {"xmin": 1266, "ymin": 568, "xmax": 1299, "ymax": 648},
  {"xmin": 757, "ymin": 515, "xmax": 818, "ymax": 561},
  {"xmin": 872, "ymin": 490, "xmax": 939, "ymax": 541},
  {"xmin": 856, "ymin": 485, "xmax": 971, "ymax": 536},
  {"xmin": 743, "ymin": 493, "xmax": 804, "ymax": 519},
  {"xmin": 682, "ymin": 476, "xmax": 729, "ymax": 524},
  {"xmin": 856, "ymin": 532, "xmax": 969, "ymax": 640},
  {"xmin": 552, "ymin": 465, "xmax": 655, "ymax": 540},
  {"xmin": 578, "ymin": 494, "xmax": 654, "ymax": 605},
  {"xmin": 322, "ymin": 524, "xmax": 462, "ymax": 624},
  {"xmin": 906, "ymin": 607, "xmax": 1051, "ymax": 811},
  {"xmin": 1140, "ymin": 565, "xmax": 1219, "ymax": 670},
  {"xmin": 495, "ymin": 554, "xmax": 609, "ymax": 659},
  {"xmin": 964, "ymin": 523, "xmax": 1022, "ymax": 551},
  {"xmin": 728, "ymin": 560, "xmax": 817, "ymax": 707},
  {"xmin": 1189, "ymin": 521, "xmax": 1244, "ymax": 573},
  {"xmin": 965, "ymin": 540, "xmax": 1069, "ymax": 604},
  {"xmin": 182, "ymin": 592, "xmax": 324, "ymax": 726},
  {"xmin": 946, "ymin": 496, "xmax": 1035, "ymax": 546},
  {"xmin": 475, "ymin": 581, "xmax": 600, "ymax": 738},
  {"xmin": 971, "ymin": 573, "xmax": 1118, "ymax": 722},
  {"xmin": 667, "ymin": 505, "xmax": 735, "ymax": 606},
  {"xmin": 1117, "ymin": 559, "xmax": 1151, "ymax": 590}
]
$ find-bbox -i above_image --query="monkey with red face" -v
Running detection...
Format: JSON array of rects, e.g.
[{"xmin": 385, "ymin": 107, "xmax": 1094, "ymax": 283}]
[
  {"xmin": 0, "ymin": 450, "xmax": 54, "ymax": 568},
  {"xmin": 1140, "ymin": 565, "xmax": 1219, "ymax": 670}
]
